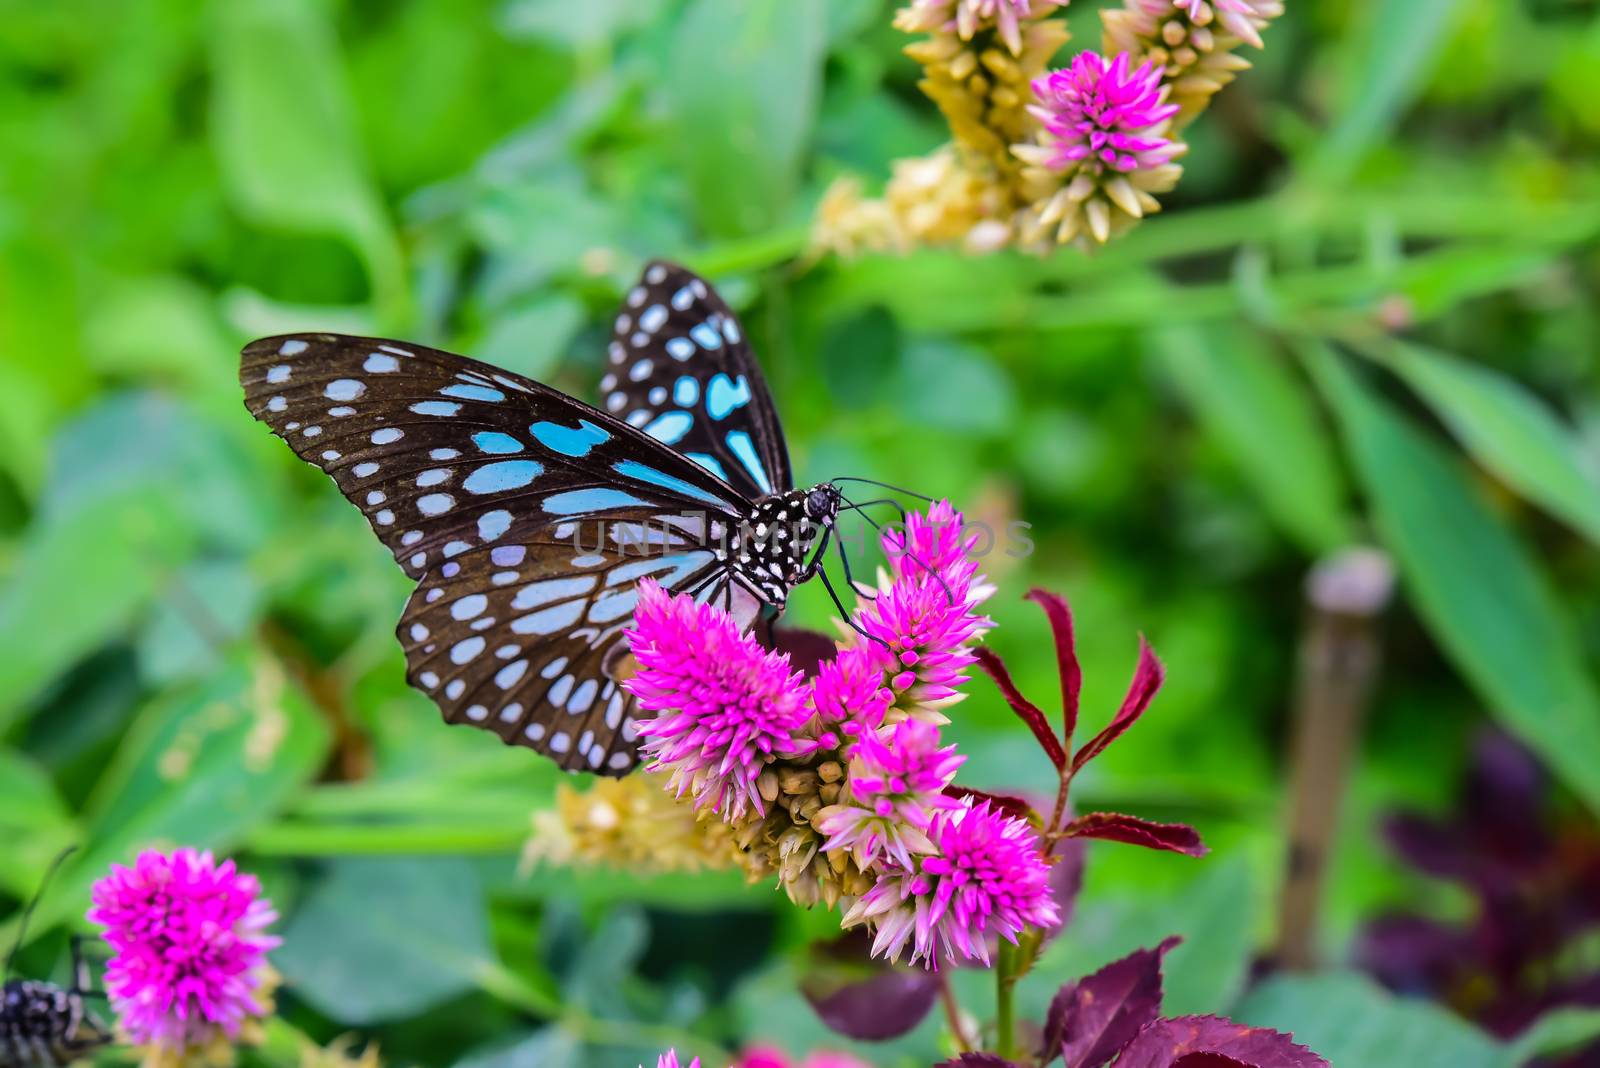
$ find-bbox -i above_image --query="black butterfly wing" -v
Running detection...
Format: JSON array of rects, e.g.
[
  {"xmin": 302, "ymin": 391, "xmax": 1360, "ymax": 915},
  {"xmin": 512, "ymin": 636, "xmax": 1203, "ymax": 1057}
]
[
  {"xmin": 241, "ymin": 332, "xmax": 761, "ymax": 774},
  {"xmin": 397, "ymin": 509, "xmax": 765, "ymax": 773},
  {"xmin": 600, "ymin": 261, "xmax": 793, "ymax": 500},
  {"xmin": 241, "ymin": 332, "xmax": 750, "ymax": 579}
]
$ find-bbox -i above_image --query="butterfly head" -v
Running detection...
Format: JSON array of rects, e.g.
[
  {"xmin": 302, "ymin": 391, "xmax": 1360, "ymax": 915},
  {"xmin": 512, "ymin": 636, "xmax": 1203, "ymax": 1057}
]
[{"xmin": 804, "ymin": 482, "xmax": 842, "ymax": 524}]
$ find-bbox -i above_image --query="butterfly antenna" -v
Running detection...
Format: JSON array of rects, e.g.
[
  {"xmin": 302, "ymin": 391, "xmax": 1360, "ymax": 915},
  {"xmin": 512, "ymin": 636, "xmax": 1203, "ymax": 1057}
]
[
  {"xmin": 831, "ymin": 476, "xmax": 939, "ymax": 503},
  {"xmin": 838, "ymin": 496, "xmax": 956, "ymax": 607},
  {"xmin": 4, "ymin": 845, "xmax": 78, "ymax": 984}
]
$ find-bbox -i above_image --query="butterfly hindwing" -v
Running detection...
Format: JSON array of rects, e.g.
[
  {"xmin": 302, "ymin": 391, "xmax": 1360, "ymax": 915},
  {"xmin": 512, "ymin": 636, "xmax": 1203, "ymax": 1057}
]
[
  {"xmin": 601, "ymin": 261, "xmax": 793, "ymax": 500},
  {"xmin": 241, "ymin": 333, "xmax": 750, "ymax": 582},
  {"xmin": 397, "ymin": 509, "xmax": 765, "ymax": 773}
]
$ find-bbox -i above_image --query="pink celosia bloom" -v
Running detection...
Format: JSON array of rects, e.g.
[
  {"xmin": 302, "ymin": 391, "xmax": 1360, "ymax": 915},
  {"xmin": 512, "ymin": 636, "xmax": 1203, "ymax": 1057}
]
[
  {"xmin": 809, "ymin": 644, "xmax": 895, "ymax": 743},
  {"xmin": 816, "ymin": 719, "xmax": 963, "ymax": 868},
  {"xmin": 1176, "ymin": 0, "xmax": 1272, "ymax": 47},
  {"xmin": 650, "ymin": 1051, "xmax": 702, "ymax": 1068},
  {"xmin": 735, "ymin": 1050, "xmax": 872, "ymax": 1068},
  {"xmin": 627, "ymin": 579, "xmax": 811, "ymax": 820},
  {"xmin": 87, "ymin": 848, "xmax": 278, "ymax": 1053},
  {"xmin": 1029, "ymin": 52, "xmax": 1181, "ymax": 173},
  {"xmin": 881, "ymin": 500, "xmax": 982, "ymax": 594},
  {"xmin": 856, "ymin": 575, "xmax": 989, "ymax": 712},
  {"xmin": 844, "ymin": 801, "xmax": 1059, "ymax": 967}
]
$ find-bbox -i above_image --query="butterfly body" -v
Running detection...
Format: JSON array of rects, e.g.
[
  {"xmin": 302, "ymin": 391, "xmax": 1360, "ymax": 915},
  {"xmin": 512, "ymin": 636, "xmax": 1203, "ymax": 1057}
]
[
  {"xmin": 242, "ymin": 261, "xmax": 838, "ymax": 775},
  {"xmin": 0, "ymin": 979, "xmax": 108, "ymax": 1068}
]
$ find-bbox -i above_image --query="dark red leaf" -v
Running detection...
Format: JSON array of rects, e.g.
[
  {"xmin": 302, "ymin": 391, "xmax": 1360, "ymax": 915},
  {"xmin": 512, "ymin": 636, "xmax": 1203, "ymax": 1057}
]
[
  {"xmin": 1042, "ymin": 937, "xmax": 1180, "ymax": 1068},
  {"xmin": 1114, "ymin": 1016, "xmax": 1329, "ymax": 1068},
  {"xmin": 767, "ymin": 625, "xmax": 838, "ymax": 678},
  {"xmin": 944, "ymin": 785, "xmax": 1038, "ymax": 824},
  {"xmin": 1062, "ymin": 813, "xmax": 1208, "ymax": 857},
  {"xmin": 935, "ymin": 1056, "xmax": 1024, "ymax": 1067},
  {"xmin": 975, "ymin": 647, "xmax": 1067, "ymax": 771},
  {"xmin": 1072, "ymin": 637, "xmax": 1163, "ymax": 773},
  {"xmin": 1026, "ymin": 588, "xmax": 1082, "ymax": 744},
  {"xmin": 800, "ymin": 931, "xmax": 939, "ymax": 1041}
]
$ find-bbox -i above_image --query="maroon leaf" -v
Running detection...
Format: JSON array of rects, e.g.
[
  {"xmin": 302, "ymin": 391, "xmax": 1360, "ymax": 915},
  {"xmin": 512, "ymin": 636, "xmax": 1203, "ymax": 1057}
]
[
  {"xmin": 975, "ymin": 647, "xmax": 1067, "ymax": 771},
  {"xmin": 767, "ymin": 624, "xmax": 838, "ymax": 678},
  {"xmin": 1026, "ymin": 588, "xmax": 1082, "ymax": 744},
  {"xmin": 936, "ymin": 1056, "xmax": 1023, "ymax": 1067},
  {"xmin": 800, "ymin": 930, "xmax": 939, "ymax": 1041},
  {"xmin": 1072, "ymin": 637, "xmax": 1164, "ymax": 773},
  {"xmin": 1042, "ymin": 937, "xmax": 1180, "ymax": 1068},
  {"xmin": 944, "ymin": 785, "xmax": 1038, "ymax": 824},
  {"xmin": 1114, "ymin": 1016, "xmax": 1329, "ymax": 1068},
  {"xmin": 1062, "ymin": 813, "xmax": 1208, "ymax": 857}
]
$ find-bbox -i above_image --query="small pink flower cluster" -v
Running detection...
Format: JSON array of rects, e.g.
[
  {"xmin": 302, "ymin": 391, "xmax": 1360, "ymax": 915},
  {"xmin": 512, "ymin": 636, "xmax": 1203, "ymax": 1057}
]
[
  {"xmin": 626, "ymin": 503, "xmax": 1058, "ymax": 968},
  {"xmin": 88, "ymin": 848, "xmax": 278, "ymax": 1056},
  {"xmin": 1028, "ymin": 51, "xmax": 1180, "ymax": 174}
]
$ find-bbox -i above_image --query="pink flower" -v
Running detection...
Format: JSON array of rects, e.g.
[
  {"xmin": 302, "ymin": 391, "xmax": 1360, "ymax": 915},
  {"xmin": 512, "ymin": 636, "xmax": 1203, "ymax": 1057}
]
[
  {"xmin": 816, "ymin": 720, "xmax": 963, "ymax": 868},
  {"xmin": 650, "ymin": 1052, "xmax": 702, "ymax": 1068},
  {"xmin": 1029, "ymin": 52, "xmax": 1180, "ymax": 173},
  {"xmin": 844, "ymin": 801, "xmax": 1059, "ymax": 967},
  {"xmin": 627, "ymin": 579, "xmax": 811, "ymax": 820},
  {"xmin": 809, "ymin": 644, "xmax": 895, "ymax": 742},
  {"xmin": 857, "ymin": 575, "xmax": 989, "ymax": 712},
  {"xmin": 88, "ymin": 848, "xmax": 278, "ymax": 1053}
]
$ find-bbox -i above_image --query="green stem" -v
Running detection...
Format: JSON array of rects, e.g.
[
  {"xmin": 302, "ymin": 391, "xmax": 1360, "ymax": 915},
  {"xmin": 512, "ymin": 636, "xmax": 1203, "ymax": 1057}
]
[{"xmin": 995, "ymin": 940, "xmax": 1020, "ymax": 1059}]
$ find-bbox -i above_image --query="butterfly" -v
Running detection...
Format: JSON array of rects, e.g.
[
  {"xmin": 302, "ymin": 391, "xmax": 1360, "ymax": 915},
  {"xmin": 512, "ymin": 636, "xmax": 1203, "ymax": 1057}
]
[
  {"xmin": 241, "ymin": 261, "xmax": 850, "ymax": 776},
  {"xmin": 1, "ymin": 850, "xmax": 111, "ymax": 1068}
]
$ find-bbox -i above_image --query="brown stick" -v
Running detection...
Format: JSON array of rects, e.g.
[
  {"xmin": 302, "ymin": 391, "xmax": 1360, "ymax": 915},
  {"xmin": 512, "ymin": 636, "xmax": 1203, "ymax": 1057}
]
[{"xmin": 1274, "ymin": 547, "xmax": 1394, "ymax": 970}]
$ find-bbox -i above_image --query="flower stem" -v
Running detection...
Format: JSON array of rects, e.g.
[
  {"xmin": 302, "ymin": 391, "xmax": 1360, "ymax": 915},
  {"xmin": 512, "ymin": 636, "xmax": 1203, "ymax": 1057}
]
[{"xmin": 995, "ymin": 940, "xmax": 1020, "ymax": 1059}]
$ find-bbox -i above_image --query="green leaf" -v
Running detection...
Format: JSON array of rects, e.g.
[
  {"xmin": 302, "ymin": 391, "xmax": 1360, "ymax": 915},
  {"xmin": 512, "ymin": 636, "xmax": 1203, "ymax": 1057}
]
[
  {"xmin": 275, "ymin": 857, "xmax": 493, "ymax": 1023},
  {"xmin": 1383, "ymin": 342, "xmax": 1600, "ymax": 546},
  {"xmin": 0, "ymin": 654, "xmax": 330, "ymax": 950},
  {"xmin": 1313, "ymin": 0, "xmax": 1466, "ymax": 181},
  {"xmin": 1309, "ymin": 345, "xmax": 1600, "ymax": 812},
  {"xmin": 662, "ymin": 0, "xmax": 824, "ymax": 238},
  {"xmin": 0, "ymin": 748, "xmax": 77, "ymax": 898},
  {"xmin": 1158, "ymin": 325, "xmax": 1352, "ymax": 553},
  {"xmin": 209, "ymin": 0, "xmax": 409, "ymax": 327},
  {"xmin": 1236, "ymin": 972, "xmax": 1505, "ymax": 1068},
  {"xmin": 1505, "ymin": 1007, "xmax": 1600, "ymax": 1064}
]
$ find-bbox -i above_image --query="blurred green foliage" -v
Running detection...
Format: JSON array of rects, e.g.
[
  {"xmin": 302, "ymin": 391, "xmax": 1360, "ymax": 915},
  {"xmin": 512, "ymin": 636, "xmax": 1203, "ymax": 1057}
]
[{"xmin": 0, "ymin": 0, "xmax": 1597, "ymax": 1065}]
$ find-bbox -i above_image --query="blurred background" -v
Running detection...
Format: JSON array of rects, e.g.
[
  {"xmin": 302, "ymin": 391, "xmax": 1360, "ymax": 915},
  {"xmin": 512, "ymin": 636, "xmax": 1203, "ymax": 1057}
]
[{"xmin": 1, "ymin": 0, "xmax": 1597, "ymax": 1065}]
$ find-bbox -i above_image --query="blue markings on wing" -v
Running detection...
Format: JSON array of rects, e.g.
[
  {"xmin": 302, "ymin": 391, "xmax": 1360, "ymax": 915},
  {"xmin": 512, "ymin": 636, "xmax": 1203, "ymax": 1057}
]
[
  {"xmin": 673, "ymin": 376, "xmax": 699, "ymax": 405},
  {"xmin": 725, "ymin": 430, "xmax": 772, "ymax": 493},
  {"xmin": 685, "ymin": 452, "xmax": 730, "ymax": 482},
  {"xmin": 542, "ymin": 488, "xmax": 649, "ymax": 515},
  {"xmin": 612, "ymin": 460, "xmax": 730, "ymax": 508},
  {"xmin": 472, "ymin": 431, "xmax": 523, "ymax": 454},
  {"xmin": 706, "ymin": 374, "xmax": 752, "ymax": 421},
  {"xmin": 462, "ymin": 460, "xmax": 543, "ymax": 494},
  {"xmin": 411, "ymin": 400, "xmax": 461, "ymax": 417},
  {"xmin": 477, "ymin": 509, "xmax": 512, "ymax": 541},
  {"xmin": 440, "ymin": 383, "xmax": 506, "ymax": 402},
  {"xmin": 608, "ymin": 551, "xmax": 715, "ymax": 588},
  {"xmin": 529, "ymin": 418, "xmax": 611, "ymax": 457},
  {"xmin": 643, "ymin": 411, "xmax": 693, "ymax": 445},
  {"xmin": 690, "ymin": 322, "xmax": 723, "ymax": 350}
]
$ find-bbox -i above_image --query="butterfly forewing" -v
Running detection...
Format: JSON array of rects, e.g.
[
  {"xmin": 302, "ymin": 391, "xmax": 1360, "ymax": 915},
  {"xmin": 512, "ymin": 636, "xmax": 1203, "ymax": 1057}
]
[
  {"xmin": 241, "ymin": 333, "xmax": 749, "ymax": 581},
  {"xmin": 602, "ymin": 261, "xmax": 793, "ymax": 499},
  {"xmin": 397, "ymin": 509, "xmax": 764, "ymax": 773}
]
